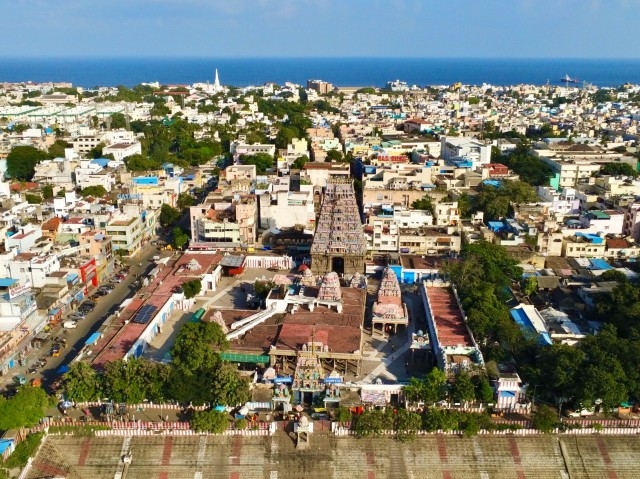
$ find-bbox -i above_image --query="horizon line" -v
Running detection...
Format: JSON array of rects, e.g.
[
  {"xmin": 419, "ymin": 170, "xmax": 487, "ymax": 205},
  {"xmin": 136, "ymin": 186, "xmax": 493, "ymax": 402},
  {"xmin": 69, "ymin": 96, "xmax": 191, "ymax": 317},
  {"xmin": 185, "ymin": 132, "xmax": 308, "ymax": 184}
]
[{"xmin": 2, "ymin": 55, "xmax": 640, "ymax": 61}]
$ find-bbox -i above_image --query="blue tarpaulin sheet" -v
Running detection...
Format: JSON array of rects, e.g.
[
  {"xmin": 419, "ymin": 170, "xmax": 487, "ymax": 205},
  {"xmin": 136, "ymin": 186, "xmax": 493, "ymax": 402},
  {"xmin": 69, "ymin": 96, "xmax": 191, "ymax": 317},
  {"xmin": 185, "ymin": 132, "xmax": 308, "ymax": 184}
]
[{"xmin": 85, "ymin": 332, "xmax": 101, "ymax": 346}]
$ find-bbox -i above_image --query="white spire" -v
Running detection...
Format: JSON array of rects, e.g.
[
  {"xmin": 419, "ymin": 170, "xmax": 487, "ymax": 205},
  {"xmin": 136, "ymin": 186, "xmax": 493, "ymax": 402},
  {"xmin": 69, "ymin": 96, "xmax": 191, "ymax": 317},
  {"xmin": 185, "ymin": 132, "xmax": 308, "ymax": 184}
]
[{"xmin": 214, "ymin": 68, "xmax": 221, "ymax": 91}]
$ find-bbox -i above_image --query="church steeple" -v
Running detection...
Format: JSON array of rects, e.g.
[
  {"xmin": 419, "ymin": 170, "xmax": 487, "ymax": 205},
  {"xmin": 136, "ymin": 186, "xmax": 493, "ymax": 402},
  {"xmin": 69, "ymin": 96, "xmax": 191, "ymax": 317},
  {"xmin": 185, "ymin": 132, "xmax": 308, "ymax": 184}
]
[{"xmin": 214, "ymin": 68, "xmax": 221, "ymax": 92}]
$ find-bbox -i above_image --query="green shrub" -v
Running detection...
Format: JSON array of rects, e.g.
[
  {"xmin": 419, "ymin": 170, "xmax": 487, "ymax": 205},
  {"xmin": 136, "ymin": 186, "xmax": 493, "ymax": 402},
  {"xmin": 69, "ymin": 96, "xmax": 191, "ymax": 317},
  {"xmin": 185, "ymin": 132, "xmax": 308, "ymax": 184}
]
[{"xmin": 4, "ymin": 433, "xmax": 44, "ymax": 469}]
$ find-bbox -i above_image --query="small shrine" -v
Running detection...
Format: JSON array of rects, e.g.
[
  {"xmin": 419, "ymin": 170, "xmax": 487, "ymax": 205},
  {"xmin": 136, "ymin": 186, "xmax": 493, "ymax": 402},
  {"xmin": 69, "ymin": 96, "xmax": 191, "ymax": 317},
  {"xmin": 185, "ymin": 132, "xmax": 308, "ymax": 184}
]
[
  {"xmin": 349, "ymin": 272, "xmax": 367, "ymax": 289},
  {"xmin": 292, "ymin": 336, "xmax": 325, "ymax": 406},
  {"xmin": 317, "ymin": 272, "xmax": 342, "ymax": 302},
  {"xmin": 294, "ymin": 415, "xmax": 313, "ymax": 449},
  {"xmin": 372, "ymin": 267, "xmax": 408, "ymax": 337}
]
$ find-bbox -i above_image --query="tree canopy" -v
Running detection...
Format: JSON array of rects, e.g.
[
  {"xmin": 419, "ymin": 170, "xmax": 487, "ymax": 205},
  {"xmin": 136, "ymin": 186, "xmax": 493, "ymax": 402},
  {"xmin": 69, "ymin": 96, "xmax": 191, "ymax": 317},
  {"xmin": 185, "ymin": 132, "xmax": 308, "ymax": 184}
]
[
  {"xmin": 171, "ymin": 227, "xmax": 190, "ymax": 250},
  {"xmin": 81, "ymin": 185, "xmax": 108, "ymax": 198},
  {"xmin": 240, "ymin": 153, "xmax": 273, "ymax": 173},
  {"xmin": 0, "ymin": 386, "xmax": 53, "ymax": 430},
  {"xmin": 491, "ymin": 144, "xmax": 554, "ymax": 186},
  {"xmin": 181, "ymin": 279, "xmax": 201, "ymax": 299},
  {"xmin": 599, "ymin": 162, "xmax": 638, "ymax": 178},
  {"xmin": 474, "ymin": 180, "xmax": 538, "ymax": 220},
  {"xmin": 6, "ymin": 145, "xmax": 47, "ymax": 181},
  {"xmin": 159, "ymin": 204, "xmax": 181, "ymax": 227}
]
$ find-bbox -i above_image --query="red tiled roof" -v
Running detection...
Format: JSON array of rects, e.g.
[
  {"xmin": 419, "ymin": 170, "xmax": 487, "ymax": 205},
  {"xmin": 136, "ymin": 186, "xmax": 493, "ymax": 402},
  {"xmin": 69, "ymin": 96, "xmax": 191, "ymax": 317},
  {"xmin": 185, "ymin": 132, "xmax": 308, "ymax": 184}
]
[
  {"xmin": 606, "ymin": 238, "xmax": 629, "ymax": 249},
  {"xmin": 41, "ymin": 217, "xmax": 62, "ymax": 231},
  {"xmin": 427, "ymin": 287, "xmax": 473, "ymax": 347}
]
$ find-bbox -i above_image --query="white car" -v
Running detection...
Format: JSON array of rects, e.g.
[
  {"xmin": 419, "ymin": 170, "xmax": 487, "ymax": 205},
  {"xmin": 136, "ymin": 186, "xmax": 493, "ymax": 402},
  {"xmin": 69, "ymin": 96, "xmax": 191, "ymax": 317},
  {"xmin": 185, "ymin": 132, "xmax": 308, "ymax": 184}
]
[{"xmin": 63, "ymin": 320, "xmax": 78, "ymax": 329}]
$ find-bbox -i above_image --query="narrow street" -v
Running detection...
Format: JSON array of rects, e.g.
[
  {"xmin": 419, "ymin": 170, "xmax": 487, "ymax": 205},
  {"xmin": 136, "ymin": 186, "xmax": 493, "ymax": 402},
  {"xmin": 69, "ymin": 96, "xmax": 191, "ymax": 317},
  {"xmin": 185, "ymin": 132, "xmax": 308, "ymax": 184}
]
[{"xmin": 1, "ymin": 242, "xmax": 162, "ymax": 393}]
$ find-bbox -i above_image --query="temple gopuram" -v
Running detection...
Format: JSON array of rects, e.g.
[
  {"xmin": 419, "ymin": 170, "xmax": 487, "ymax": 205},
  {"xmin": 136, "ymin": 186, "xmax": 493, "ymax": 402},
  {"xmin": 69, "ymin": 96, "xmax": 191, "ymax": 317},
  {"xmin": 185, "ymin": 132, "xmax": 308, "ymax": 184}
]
[
  {"xmin": 372, "ymin": 267, "xmax": 409, "ymax": 337},
  {"xmin": 311, "ymin": 179, "xmax": 366, "ymax": 275}
]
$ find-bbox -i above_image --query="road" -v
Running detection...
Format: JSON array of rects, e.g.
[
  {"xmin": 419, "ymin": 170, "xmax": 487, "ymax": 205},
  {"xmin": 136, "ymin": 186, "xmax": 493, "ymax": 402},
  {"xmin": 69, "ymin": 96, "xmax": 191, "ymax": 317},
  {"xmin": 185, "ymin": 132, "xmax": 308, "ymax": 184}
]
[{"xmin": 1, "ymin": 242, "xmax": 162, "ymax": 393}]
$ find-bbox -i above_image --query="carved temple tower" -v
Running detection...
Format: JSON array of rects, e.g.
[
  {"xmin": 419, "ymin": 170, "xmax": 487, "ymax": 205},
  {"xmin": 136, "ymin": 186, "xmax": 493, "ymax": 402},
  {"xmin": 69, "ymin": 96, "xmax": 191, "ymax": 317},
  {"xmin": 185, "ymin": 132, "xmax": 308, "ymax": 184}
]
[{"xmin": 311, "ymin": 179, "xmax": 366, "ymax": 275}]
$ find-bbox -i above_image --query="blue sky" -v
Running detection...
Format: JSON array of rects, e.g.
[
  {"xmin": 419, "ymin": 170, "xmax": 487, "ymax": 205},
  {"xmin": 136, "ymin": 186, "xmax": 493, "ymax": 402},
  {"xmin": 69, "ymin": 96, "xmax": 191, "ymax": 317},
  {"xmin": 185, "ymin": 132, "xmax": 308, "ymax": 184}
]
[{"xmin": 4, "ymin": 0, "xmax": 640, "ymax": 58}]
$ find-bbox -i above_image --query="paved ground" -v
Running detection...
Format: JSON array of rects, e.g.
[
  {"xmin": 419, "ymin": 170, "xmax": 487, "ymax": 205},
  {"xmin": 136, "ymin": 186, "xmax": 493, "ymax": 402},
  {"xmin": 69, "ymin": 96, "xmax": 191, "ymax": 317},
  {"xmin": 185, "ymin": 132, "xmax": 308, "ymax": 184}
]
[{"xmin": 26, "ymin": 433, "xmax": 640, "ymax": 479}]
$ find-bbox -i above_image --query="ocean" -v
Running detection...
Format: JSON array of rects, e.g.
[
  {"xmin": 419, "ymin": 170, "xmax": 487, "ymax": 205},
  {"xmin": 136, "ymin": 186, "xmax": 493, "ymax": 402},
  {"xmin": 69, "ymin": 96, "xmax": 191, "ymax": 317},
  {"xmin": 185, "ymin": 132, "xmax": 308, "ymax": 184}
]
[{"xmin": 1, "ymin": 57, "xmax": 639, "ymax": 89}]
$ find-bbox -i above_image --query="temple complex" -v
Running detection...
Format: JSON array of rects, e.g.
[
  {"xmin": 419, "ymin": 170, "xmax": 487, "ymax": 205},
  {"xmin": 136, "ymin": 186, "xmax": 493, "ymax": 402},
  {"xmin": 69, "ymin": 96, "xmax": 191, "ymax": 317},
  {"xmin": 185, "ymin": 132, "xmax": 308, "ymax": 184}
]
[
  {"xmin": 311, "ymin": 179, "xmax": 366, "ymax": 275},
  {"xmin": 372, "ymin": 267, "xmax": 409, "ymax": 337}
]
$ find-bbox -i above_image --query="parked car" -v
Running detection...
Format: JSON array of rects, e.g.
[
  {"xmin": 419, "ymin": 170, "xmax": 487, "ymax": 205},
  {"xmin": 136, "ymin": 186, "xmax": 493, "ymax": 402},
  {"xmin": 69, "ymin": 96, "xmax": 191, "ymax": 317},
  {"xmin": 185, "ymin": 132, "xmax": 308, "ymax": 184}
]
[
  {"xmin": 110, "ymin": 277, "xmax": 123, "ymax": 284},
  {"xmin": 78, "ymin": 301, "xmax": 95, "ymax": 313},
  {"xmin": 13, "ymin": 375, "xmax": 26, "ymax": 385},
  {"xmin": 63, "ymin": 320, "xmax": 78, "ymax": 329},
  {"xmin": 69, "ymin": 312, "xmax": 86, "ymax": 321}
]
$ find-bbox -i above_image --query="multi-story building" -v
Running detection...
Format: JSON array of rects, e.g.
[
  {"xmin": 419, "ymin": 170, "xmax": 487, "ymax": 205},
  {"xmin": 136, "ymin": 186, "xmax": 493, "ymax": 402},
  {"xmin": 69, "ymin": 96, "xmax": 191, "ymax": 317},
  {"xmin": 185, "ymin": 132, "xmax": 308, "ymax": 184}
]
[
  {"xmin": 190, "ymin": 194, "xmax": 257, "ymax": 248},
  {"xmin": 0, "ymin": 279, "xmax": 45, "ymax": 376},
  {"xmin": 440, "ymin": 136, "xmax": 491, "ymax": 167},
  {"xmin": 258, "ymin": 187, "xmax": 315, "ymax": 230},
  {"xmin": 562, "ymin": 233, "xmax": 606, "ymax": 258},
  {"xmin": 105, "ymin": 213, "xmax": 143, "ymax": 256},
  {"xmin": 102, "ymin": 141, "xmax": 142, "ymax": 162},
  {"xmin": 539, "ymin": 158, "xmax": 601, "ymax": 189},
  {"xmin": 307, "ymin": 80, "xmax": 333, "ymax": 95}
]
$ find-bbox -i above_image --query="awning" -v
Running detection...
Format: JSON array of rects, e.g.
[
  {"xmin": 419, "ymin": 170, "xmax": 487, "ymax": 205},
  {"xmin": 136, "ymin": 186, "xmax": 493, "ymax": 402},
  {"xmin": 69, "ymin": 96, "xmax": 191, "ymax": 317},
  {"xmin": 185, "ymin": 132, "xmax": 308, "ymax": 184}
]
[
  {"xmin": 219, "ymin": 352, "xmax": 270, "ymax": 363},
  {"xmin": 85, "ymin": 332, "xmax": 101, "ymax": 346},
  {"xmin": 34, "ymin": 331, "xmax": 50, "ymax": 341}
]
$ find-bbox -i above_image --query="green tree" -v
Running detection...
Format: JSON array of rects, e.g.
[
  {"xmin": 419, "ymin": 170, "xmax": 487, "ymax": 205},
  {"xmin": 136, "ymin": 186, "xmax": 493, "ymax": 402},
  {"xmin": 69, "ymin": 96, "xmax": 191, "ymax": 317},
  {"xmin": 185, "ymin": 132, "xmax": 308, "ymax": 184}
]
[
  {"xmin": 292, "ymin": 155, "xmax": 309, "ymax": 170},
  {"xmin": 81, "ymin": 185, "xmax": 107, "ymax": 197},
  {"xmin": 475, "ymin": 377, "xmax": 495, "ymax": 403},
  {"xmin": 395, "ymin": 409, "xmax": 422, "ymax": 442},
  {"xmin": 531, "ymin": 405, "xmax": 558, "ymax": 433},
  {"xmin": 411, "ymin": 194, "xmax": 435, "ymax": 216},
  {"xmin": 333, "ymin": 406, "xmax": 352, "ymax": 424},
  {"xmin": 211, "ymin": 363, "xmax": 251, "ymax": 406},
  {"xmin": 451, "ymin": 371, "xmax": 476, "ymax": 403},
  {"xmin": 41, "ymin": 184, "xmax": 54, "ymax": 199},
  {"xmin": 0, "ymin": 386, "xmax": 53, "ymax": 430},
  {"xmin": 6, "ymin": 145, "xmax": 47, "ymax": 181},
  {"xmin": 171, "ymin": 322, "xmax": 228, "ymax": 375},
  {"xmin": 599, "ymin": 162, "xmax": 638, "ymax": 178},
  {"xmin": 47, "ymin": 139, "xmax": 70, "ymax": 158},
  {"xmin": 354, "ymin": 408, "xmax": 394, "ymax": 438},
  {"xmin": 177, "ymin": 192, "xmax": 194, "ymax": 210},
  {"xmin": 275, "ymin": 126, "xmax": 299, "ymax": 149},
  {"xmin": 522, "ymin": 276, "xmax": 538, "ymax": 296},
  {"xmin": 110, "ymin": 112, "xmax": 127, "ymax": 129},
  {"xmin": 191, "ymin": 409, "xmax": 229, "ymax": 433},
  {"xmin": 125, "ymin": 153, "xmax": 162, "ymax": 172},
  {"xmin": 159, "ymin": 204, "xmax": 181, "ymax": 227},
  {"xmin": 103, "ymin": 359, "xmax": 148, "ymax": 404},
  {"xmin": 63, "ymin": 362, "xmax": 102, "ymax": 402},
  {"xmin": 25, "ymin": 193, "xmax": 42, "ymax": 204},
  {"xmin": 171, "ymin": 227, "xmax": 190, "ymax": 250},
  {"xmin": 326, "ymin": 149, "xmax": 345, "ymax": 162},
  {"xmin": 240, "ymin": 152, "xmax": 274, "ymax": 173},
  {"xmin": 181, "ymin": 279, "xmax": 201, "ymax": 299}
]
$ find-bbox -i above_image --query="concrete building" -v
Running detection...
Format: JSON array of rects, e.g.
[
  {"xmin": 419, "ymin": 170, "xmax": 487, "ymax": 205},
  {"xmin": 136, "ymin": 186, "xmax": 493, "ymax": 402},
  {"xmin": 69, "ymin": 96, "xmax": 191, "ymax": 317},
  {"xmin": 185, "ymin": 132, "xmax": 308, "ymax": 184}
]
[
  {"xmin": 258, "ymin": 187, "xmax": 315, "ymax": 230},
  {"xmin": 307, "ymin": 80, "xmax": 334, "ymax": 95},
  {"xmin": 562, "ymin": 232, "xmax": 606, "ymax": 258},
  {"xmin": 190, "ymin": 194, "xmax": 257, "ymax": 248},
  {"xmin": 0, "ymin": 278, "xmax": 45, "ymax": 376},
  {"xmin": 440, "ymin": 136, "xmax": 491, "ymax": 167},
  {"xmin": 105, "ymin": 213, "xmax": 144, "ymax": 256},
  {"xmin": 102, "ymin": 142, "xmax": 142, "ymax": 162}
]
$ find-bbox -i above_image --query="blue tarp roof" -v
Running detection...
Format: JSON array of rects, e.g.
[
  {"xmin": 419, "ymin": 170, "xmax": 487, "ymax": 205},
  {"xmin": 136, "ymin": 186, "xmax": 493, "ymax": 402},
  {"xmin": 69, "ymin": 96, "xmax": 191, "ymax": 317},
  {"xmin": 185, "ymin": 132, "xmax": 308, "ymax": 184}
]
[
  {"xmin": 91, "ymin": 158, "xmax": 110, "ymax": 167},
  {"xmin": 0, "ymin": 278, "xmax": 18, "ymax": 287},
  {"xmin": 499, "ymin": 391, "xmax": 516, "ymax": 397},
  {"xmin": 589, "ymin": 258, "xmax": 612, "ymax": 270},
  {"xmin": 0, "ymin": 439, "xmax": 13, "ymax": 455},
  {"xmin": 57, "ymin": 365, "xmax": 69, "ymax": 374},
  {"xmin": 85, "ymin": 332, "xmax": 101, "ymax": 346},
  {"xmin": 510, "ymin": 308, "xmax": 553, "ymax": 346}
]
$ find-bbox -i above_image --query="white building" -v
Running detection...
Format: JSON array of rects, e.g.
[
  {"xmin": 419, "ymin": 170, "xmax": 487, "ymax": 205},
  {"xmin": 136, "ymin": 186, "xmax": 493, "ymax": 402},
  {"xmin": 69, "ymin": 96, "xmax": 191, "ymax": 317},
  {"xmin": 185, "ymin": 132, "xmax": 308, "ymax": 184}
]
[
  {"xmin": 103, "ymin": 142, "xmax": 142, "ymax": 162},
  {"xmin": 440, "ymin": 136, "xmax": 491, "ymax": 167}
]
